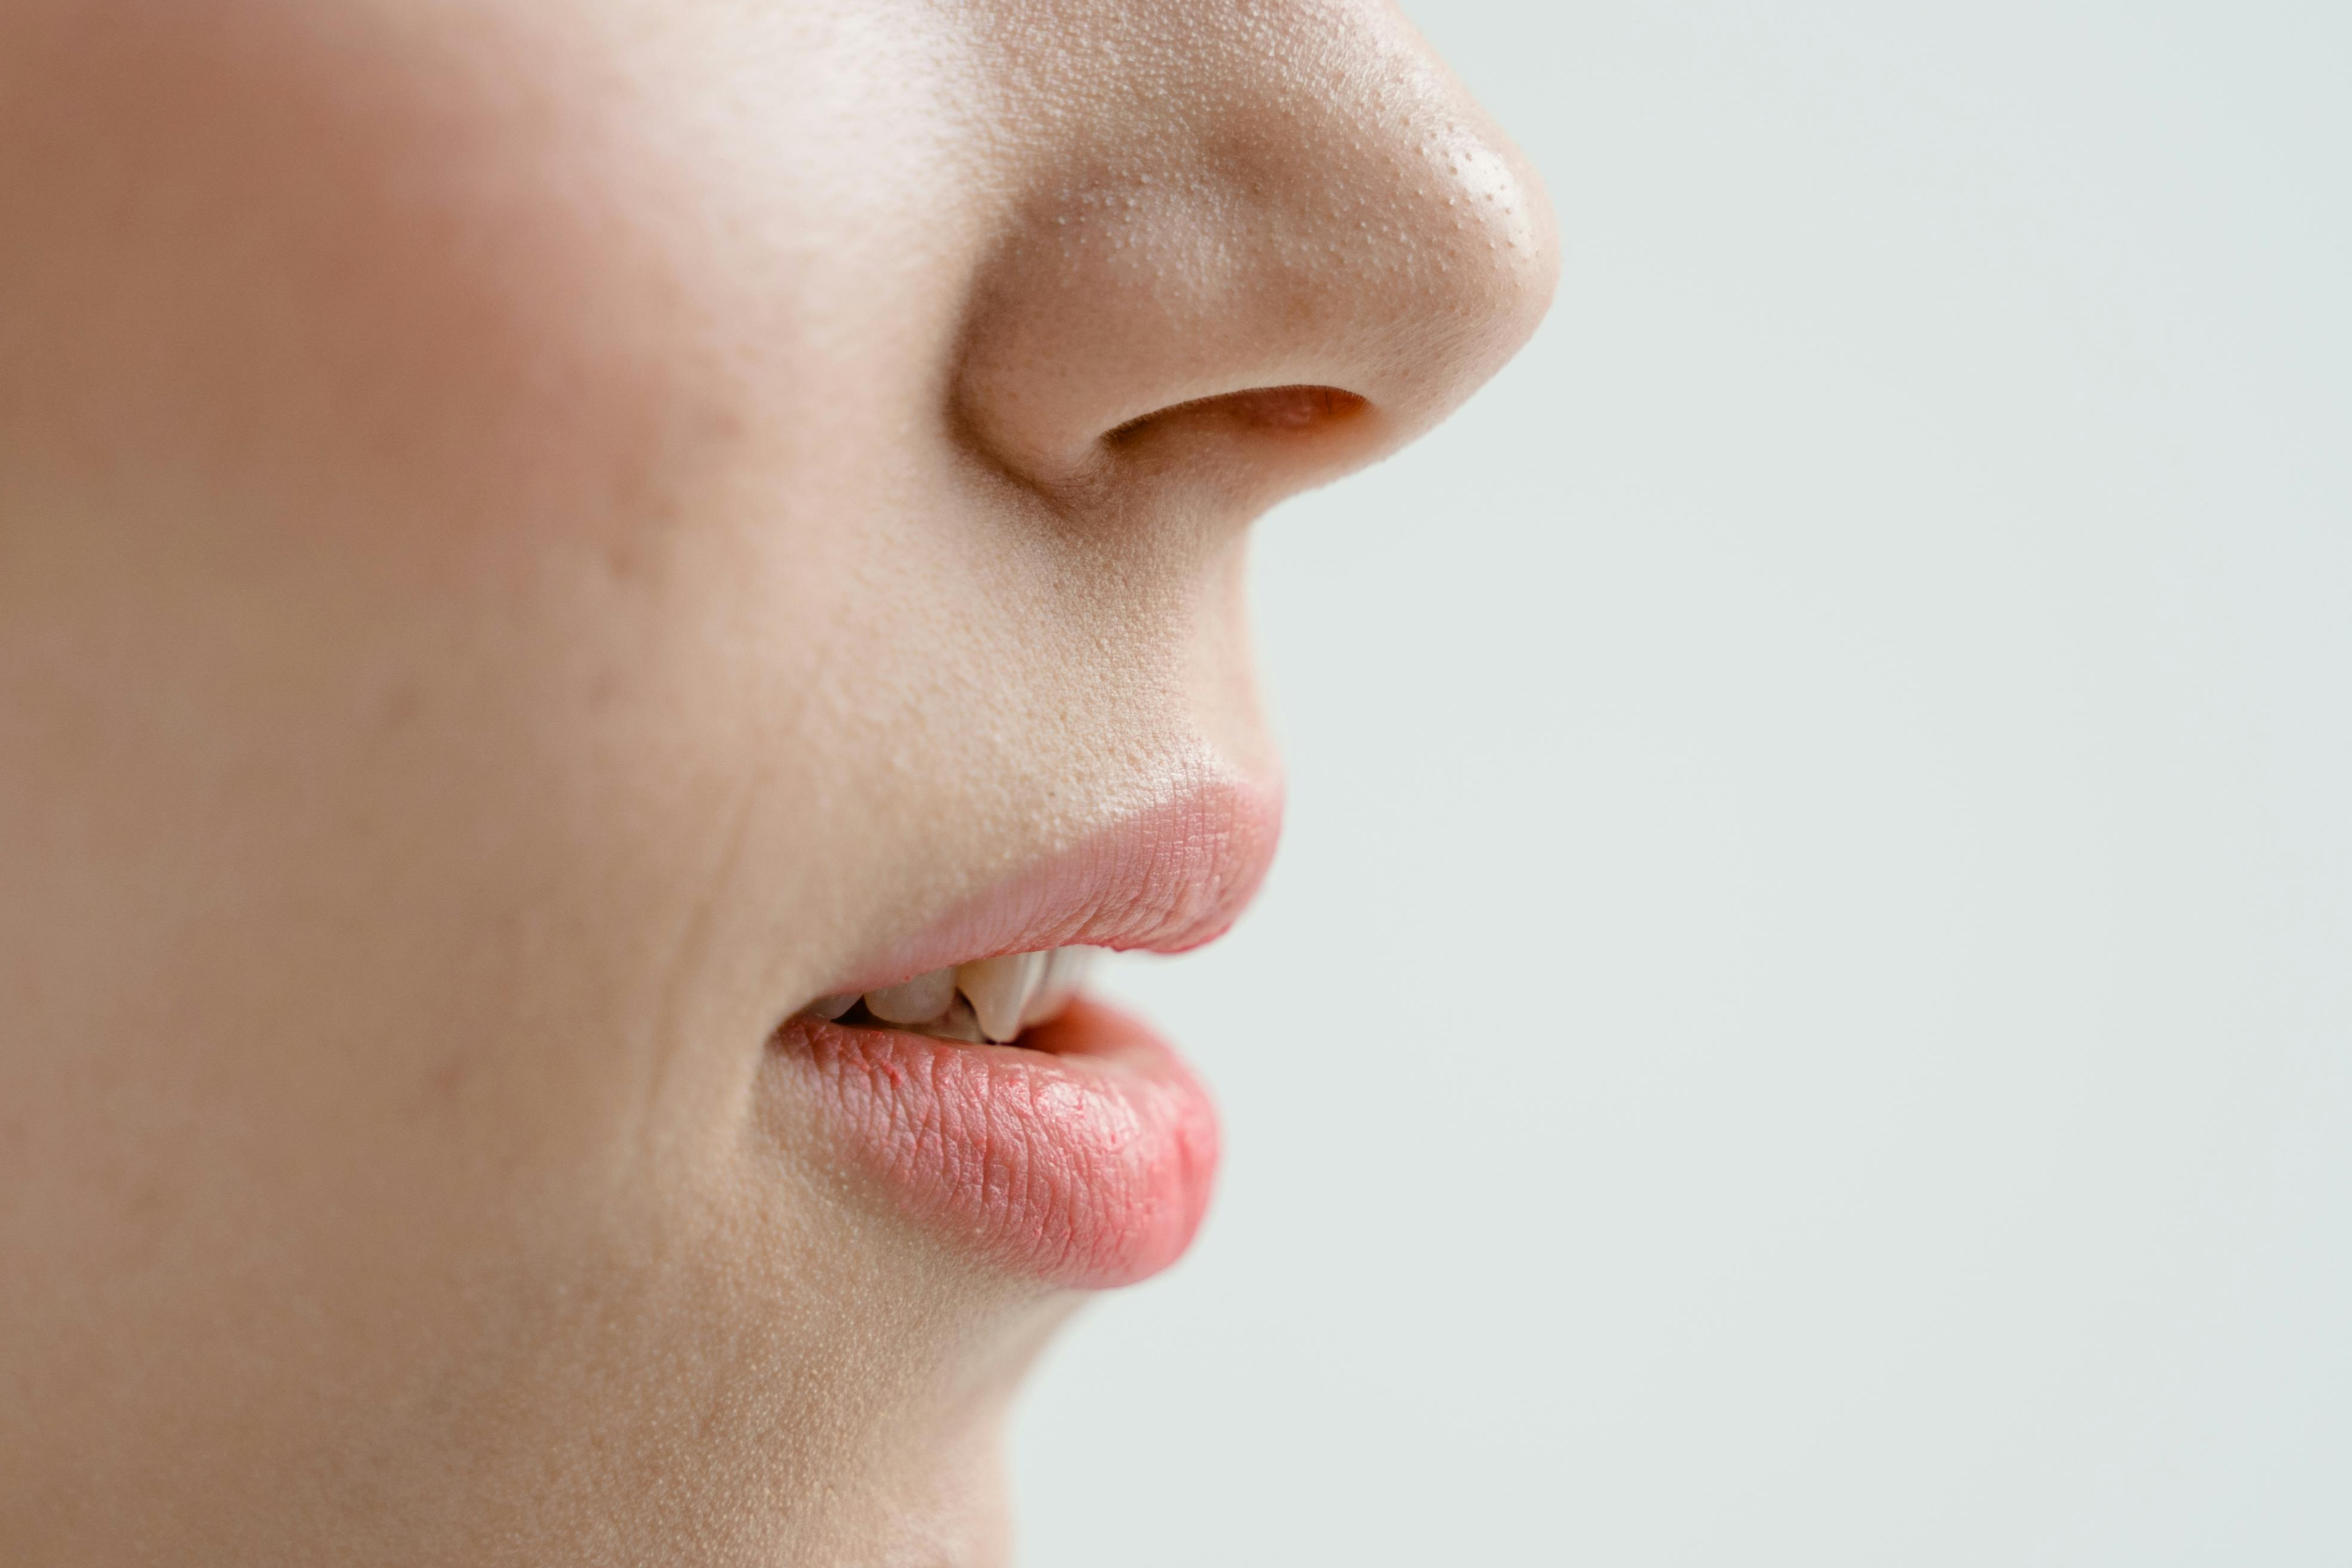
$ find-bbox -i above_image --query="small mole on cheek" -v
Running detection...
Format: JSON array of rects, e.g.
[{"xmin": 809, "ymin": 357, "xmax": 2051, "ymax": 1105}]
[
  {"xmin": 109, "ymin": 1169, "xmax": 181, "ymax": 1270},
  {"xmin": 377, "ymin": 682, "xmax": 423, "ymax": 732},
  {"xmin": 585, "ymin": 664, "xmax": 627, "ymax": 713},
  {"xmin": 398, "ymin": 1048, "xmax": 475, "ymax": 1124},
  {"xmin": 121, "ymin": 1169, "xmax": 168, "ymax": 1225}
]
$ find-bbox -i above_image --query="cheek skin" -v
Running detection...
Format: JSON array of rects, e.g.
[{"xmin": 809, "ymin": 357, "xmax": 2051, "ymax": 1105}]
[{"xmin": 0, "ymin": 0, "xmax": 750, "ymax": 573}]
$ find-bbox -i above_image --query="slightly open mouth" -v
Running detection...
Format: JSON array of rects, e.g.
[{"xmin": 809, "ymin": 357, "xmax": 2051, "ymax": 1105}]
[{"xmin": 795, "ymin": 947, "xmax": 1103, "ymax": 1047}]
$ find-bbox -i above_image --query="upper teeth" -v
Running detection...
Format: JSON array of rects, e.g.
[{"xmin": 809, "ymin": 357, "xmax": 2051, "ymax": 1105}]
[{"xmin": 801, "ymin": 947, "xmax": 1101, "ymax": 1045}]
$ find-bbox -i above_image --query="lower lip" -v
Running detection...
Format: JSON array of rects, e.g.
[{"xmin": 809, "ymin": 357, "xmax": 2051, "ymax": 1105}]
[{"xmin": 769, "ymin": 996, "xmax": 1220, "ymax": 1289}]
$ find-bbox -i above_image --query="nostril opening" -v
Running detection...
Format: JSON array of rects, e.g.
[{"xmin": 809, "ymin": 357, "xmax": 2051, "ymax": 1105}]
[{"xmin": 1101, "ymin": 384, "xmax": 1370, "ymax": 449}]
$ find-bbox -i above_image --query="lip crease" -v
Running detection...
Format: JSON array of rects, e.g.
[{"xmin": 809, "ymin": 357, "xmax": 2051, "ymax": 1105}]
[{"xmin": 769, "ymin": 772, "xmax": 1280, "ymax": 1289}]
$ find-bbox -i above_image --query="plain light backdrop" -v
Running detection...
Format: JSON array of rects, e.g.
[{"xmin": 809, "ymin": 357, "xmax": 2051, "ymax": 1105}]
[{"xmin": 1010, "ymin": 3, "xmax": 2351, "ymax": 1563}]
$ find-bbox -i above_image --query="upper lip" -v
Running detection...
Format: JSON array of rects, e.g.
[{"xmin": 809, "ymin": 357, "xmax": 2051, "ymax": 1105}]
[{"xmin": 824, "ymin": 766, "xmax": 1284, "ymax": 998}]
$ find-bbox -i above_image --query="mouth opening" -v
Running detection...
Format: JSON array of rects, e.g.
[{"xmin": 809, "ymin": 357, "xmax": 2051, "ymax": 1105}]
[{"xmin": 794, "ymin": 946, "xmax": 1103, "ymax": 1050}]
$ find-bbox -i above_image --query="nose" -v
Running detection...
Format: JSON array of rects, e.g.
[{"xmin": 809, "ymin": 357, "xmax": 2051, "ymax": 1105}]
[{"xmin": 953, "ymin": 1, "xmax": 1558, "ymax": 520}]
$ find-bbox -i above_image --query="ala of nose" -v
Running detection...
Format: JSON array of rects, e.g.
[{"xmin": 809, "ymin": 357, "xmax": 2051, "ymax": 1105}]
[{"xmin": 954, "ymin": 2, "xmax": 1556, "ymax": 517}]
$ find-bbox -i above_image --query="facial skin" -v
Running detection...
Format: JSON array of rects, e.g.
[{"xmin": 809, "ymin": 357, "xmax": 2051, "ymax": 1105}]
[{"xmin": 0, "ymin": 0, "xmax": 1552, "ymax": 1561}]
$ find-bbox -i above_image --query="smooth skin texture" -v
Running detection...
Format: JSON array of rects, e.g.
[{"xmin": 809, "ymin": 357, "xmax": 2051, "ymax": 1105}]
[{"xmin": 0, "ymin": 0, "xmax": 1553, "ymax": 1560}]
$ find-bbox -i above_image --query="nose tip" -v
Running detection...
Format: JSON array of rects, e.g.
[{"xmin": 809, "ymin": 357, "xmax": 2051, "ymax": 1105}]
[{"xmin": 952, "ymin": 2, "xmax": 1557, "ymax": 517}]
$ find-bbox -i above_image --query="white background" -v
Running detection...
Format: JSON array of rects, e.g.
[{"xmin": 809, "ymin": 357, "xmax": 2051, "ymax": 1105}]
[{"xmin": 1013, "ymin": 3, "xmax": 2351, "ymax": 1562}]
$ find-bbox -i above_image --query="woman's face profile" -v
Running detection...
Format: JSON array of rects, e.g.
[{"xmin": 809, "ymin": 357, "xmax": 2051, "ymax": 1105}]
[{"xmin": 0, "ymin": 0, "xmax": 1551, "ymax": 1557}]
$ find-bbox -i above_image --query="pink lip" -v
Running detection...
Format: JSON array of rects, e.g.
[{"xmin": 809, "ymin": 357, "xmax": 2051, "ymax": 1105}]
[
  {"xmin": 833, "ymin": 777, "xmax": 1285, "ymax": 995},
  {"xmin": 777, "ymin": 997, "xmax": 1220, "ymax": 1288},
  {"xmin": 768, "ymin": 776, "xmax": 1279, "ymax": 1289}
]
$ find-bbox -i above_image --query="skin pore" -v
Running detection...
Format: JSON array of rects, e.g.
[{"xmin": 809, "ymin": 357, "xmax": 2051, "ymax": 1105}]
[{"xmin": 0, "ymin": 0, "xmax": 1553, "ymax": 1561}]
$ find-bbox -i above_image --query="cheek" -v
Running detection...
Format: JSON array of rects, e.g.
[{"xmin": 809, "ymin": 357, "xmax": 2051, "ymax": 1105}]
[
  {"xmin": 0, "ymin": 0, "xmax": 1002, "ymax": 1061},
  {"xmin": 0, "ymin": 0, "xmax": 874, "ymax": 1254},
  {"xmin": 0, "ymin": 0, "xmax": 759, "ymax": 569}
]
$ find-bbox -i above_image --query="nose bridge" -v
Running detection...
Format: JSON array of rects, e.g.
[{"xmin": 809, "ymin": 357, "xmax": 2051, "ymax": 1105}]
[{"xmin": 954, "ymin": 0, "xmax": 1556, "ymax": 507}]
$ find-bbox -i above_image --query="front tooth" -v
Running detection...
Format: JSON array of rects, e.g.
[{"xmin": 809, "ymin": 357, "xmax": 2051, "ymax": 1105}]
[
  {"xmin": 1021, "ymin": 946, "xmax": 1100, "ymax": 1026},
  {"xmin": 863, "ymin": 967, "xmax": 957, "ymax": 1025},
  {"xmin": 799, "ymin": 992, "xmax": 858, "ymax": 1022},
  {"xmin": 915, "ymin": 996, "xmax": 990, "ymax": 1044},
  {"xmin": 955, "ymin": 951, "xmax": 1048, "ymax": 1042}
]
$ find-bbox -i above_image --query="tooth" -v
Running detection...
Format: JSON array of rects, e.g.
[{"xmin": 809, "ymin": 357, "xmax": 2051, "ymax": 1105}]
[
  {"xmin": 956, "ymin": 951, "xmax": 1048, "ymax": 1042},
  {"xmin": 1021, "ymin": 946, "xmax": 1099, "ymax": 1026},
  {"xmin": 799, "ymin": 992, "xmax": 858, "ymax": 1022},
  {"xmin": 914, "ymin": 995, "xmax": 989, "ymax": 1044},
  {"xmin": 863, "ymin": 967, "xmax": 957, "ymax": 1025}
]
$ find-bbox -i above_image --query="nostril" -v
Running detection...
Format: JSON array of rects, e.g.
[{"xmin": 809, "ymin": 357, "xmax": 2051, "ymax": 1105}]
[{"xmin": 1102, "ymin": 384, "xmax": 1371, "ymax": 449}]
